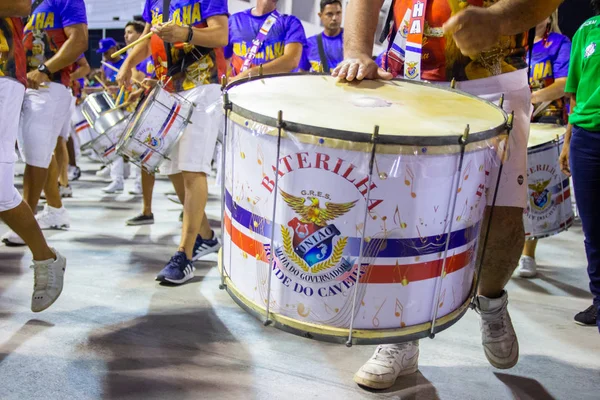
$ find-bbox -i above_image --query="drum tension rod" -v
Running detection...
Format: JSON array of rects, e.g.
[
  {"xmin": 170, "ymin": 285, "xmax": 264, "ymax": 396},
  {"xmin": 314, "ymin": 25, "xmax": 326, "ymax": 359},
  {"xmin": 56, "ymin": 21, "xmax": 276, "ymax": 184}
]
[
  {"xmin": 450, "ymin": 78, "xmax": 456, "ymax": 89},
  {"xmin": 219, "ymin": 76, "xmax": 232, "ymax": 291},
  {"xmin": 499, "ymin": 93, "xmax": 505, "ymax": 110},
  {"xmin": 264, "ymin": 110, "xmax": 285, "ymax": 327},
  {"xmin": 346, "ymin": 126, "xmax": 380, "ymax": 348}
]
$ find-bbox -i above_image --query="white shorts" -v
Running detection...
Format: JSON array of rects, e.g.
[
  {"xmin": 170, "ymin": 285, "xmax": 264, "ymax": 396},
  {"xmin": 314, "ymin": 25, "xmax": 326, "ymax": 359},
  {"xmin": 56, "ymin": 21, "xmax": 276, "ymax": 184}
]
[
  {"xmin": 453, "ymin": 69, "xmax": 532, "ymax": 209},
  {"xmin": 0, "ymin": 78, "xmax": 25, "ymax": 212},
  {"xmin": 160, "ymin": 84, "xmax": 222, "ymax": 176},
  {"xmin": 18, "ymin": 82, "xmax": 72, "ymax": 168}
]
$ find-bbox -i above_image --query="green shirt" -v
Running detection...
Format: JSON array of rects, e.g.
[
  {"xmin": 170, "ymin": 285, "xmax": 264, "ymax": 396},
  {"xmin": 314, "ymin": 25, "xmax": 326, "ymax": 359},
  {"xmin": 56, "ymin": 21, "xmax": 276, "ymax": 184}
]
[{"xmin": 566, "ymin": 16, "xmax": 600, "ymax": 131}]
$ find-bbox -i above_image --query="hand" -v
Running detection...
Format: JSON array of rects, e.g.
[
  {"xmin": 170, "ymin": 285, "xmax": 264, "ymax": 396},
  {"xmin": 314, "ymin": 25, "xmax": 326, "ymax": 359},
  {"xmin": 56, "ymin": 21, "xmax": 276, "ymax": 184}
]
[
  {"xmin": 443, "ymin": 7, "xmax": 502, "ymax": 57},
  {"xmin": 152, "ymin": 23, "xmax": 188, "ymax": 44},
  {"xmin": 116, "ymin": 66, "xmax": 132, "ymax": 88},
  {"xmin": 559, "ymin": 145, "xmax": 571, "ymax": 177},
  {"xmin": 27, "ymin": 69, "xmax": 50, "ymax": 90},
  {"xmin": 531, "ymin": 91, "xmax": 540, "ymax": 105},
  {"xmin": 141, "ymin": 78, "xmax": 158, "ymax": 90},
  {"xmin": 331, "ymin": 54, "xmax": 393, "ymax": 81}
]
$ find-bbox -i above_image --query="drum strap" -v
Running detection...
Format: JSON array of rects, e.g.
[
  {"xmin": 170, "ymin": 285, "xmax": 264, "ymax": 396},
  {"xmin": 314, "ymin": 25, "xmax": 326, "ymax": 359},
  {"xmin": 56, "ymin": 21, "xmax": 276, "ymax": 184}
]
[
  {"xmin": 316, "ymin": 33, "xmax": 330, "ymax": 73},
  {"xmin": 403, "ymin": 0, "xmax": 428, "ymax": 80},
  {"xmin": 240, "ymin": 10, "xmax": 281, "ymax": 73},
  {"xmin": 162, "ymin": 0, "xmax": 174, "ymax": 76}
]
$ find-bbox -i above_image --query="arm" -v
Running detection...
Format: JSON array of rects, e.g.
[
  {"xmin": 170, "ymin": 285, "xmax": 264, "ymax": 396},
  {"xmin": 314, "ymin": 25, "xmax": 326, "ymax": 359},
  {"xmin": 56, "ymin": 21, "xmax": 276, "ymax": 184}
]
[
  {"xmin": 444, "ymin": 0, "xmax": 565, "ymax": 57},
  {"xmin": 70, "ymin": 57, "xmax": 91, "ymax": 81},
  {"xmin": 531, "ymin": 78, "xmax": 566, "ymax": 103},
  {"xmin": 0, "ymin": 0, "xmax": 30, "ymax": 17},
  {"xmin": 27, "ymin": 23, "xmax": 88, "ymax": 89},
  {"xmin": 117, "ymin": 23, "xmax": 152, "ymax": 86},
  {"xmin": 559, "ymin": 94, "xmax": 575, "ymax": 176},
  {"xmin": 152, "ymin": 15, "xmax": 229, "ymax": 48},
  {"xmin": 238, "ymin": 43, "xmax": 303, "ymax": 78},
  {"xmin": 44, "ymin": 24, "xmax": 88, "ymax": 73},
  {"xmin": 331, "ymin": 0, "xmax": 391, "ymax": 81}
]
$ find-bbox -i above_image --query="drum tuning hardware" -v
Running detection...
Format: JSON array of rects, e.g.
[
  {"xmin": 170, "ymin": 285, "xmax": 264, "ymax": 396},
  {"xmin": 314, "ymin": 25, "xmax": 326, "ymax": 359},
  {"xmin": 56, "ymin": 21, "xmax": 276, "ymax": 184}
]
[
  {"xmin": 218, "ymin": 284, "xmax": 227, "ymax": 290},
  {"xmin": 460, "ymin": 124, "xmax": 470, "ymax": 145},
  {"xmin": 499, "ymin": 93, "xmax": 505, "ymax": 109},
  {"xmin": 507, "ymin": 111, "xmax": 515, "ymax": 132},
  {"xmin": 220, "ymin": 74, "xmax": 228, "ymax": 90},
  {"xmin": 450, "ymin": 78, "xmax": 456, "ymax": 89}
]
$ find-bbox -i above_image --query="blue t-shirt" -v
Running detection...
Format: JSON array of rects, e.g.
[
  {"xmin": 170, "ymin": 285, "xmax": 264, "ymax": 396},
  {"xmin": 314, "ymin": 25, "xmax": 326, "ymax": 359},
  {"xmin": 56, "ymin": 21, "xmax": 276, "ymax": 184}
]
[
  {"xmin": 136, "ymin": 56, "xmax": 156, "ymax": 78},
  {"xmin": 142, "ymin": 0, "xmax": 228, "ymax": 91},
  {"xmin": 225, "ymin": 9, "xmax": 306, "ymax": 76},
  {"xmin": 299, "ymin": 30, "xmax": 343, "ymax": 72},
  {"xmin": 24, "ymin": 0, "xmax": 88, "ymax": 85},
  {"xmin": 103, "ymin": 56, "xmax": 125, "ymax": 83},
  {"xmin": 528, "ymin": 32, "xmax": 572, "ymax": 123}
]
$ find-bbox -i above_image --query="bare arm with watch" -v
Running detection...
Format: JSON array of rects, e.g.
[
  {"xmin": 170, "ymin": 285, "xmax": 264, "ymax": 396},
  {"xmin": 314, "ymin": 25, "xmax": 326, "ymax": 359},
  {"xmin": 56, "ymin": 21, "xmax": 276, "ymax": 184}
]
[{"xmin": 27, "ymin": 23, "xmax": 88, "ymax": 89}]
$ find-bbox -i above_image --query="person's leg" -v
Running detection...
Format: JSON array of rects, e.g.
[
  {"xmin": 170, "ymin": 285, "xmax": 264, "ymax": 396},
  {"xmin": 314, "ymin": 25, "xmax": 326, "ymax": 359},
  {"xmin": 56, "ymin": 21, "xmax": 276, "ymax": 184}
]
[
  {"xmin": 23, "ymin": 164, "xmax": 49, "ymax": 212},
  {"xmin": 179, "ymin": 171, "xmax": 209, "ymax": 259},
  {"xmin": 103, "ymin": 157, "xmax": 125, "ymax": 193},
  {"xmin": 141, "ymin": 170, "xmax": 155, "ymax": 215},
  {"xmin": 169, "ymin": 172, "xmax": 185, "ymax": 204},
  {"xmin": 0, "ymin": 201, "xmax": 54, "ymax": 261},
  {"xmin": 44, "ymin": 155, "xmax": 63, "ymax": 210},
  {"xmin": 55, "ymin": 137, "xmax": 69, "ymax": 188},
  {"xmin": 569, "ymin": 125, "xmax": 600, "ymax": 330},
  {"xmin": 522, "ymin": 239, "xmax": 538, "ymax": 258},
  {"xmin": 67, "ymin": 136, "xmax": 77, "ymax": 167}
]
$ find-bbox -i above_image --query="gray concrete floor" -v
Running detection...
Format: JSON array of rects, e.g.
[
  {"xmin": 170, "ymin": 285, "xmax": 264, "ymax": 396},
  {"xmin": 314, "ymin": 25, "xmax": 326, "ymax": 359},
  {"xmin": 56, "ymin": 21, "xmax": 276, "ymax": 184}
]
[{"xmin": 1, "ymin": 160, "xmax": 598, "ymax": 400}]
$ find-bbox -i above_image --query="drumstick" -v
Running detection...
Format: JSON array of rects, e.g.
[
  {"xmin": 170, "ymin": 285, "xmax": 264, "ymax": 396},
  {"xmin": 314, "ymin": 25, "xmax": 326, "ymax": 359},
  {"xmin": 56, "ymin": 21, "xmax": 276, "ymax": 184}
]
[
  {"xmin": 532, "ymin": 101, "xmax": 552, "ymax": 119},
  {"xmin": 94, "ymin": 74, "xmax": 109, "ymax": 90},
  {"xmin": 101, "ymin": 61, "xmax": 144, "ymax": 86},
  {"xmin": 116, "ymin": 85, "xmax": 125, "ymax": 105},
  {"xmin": 111, "ymin": 20, "xmax": 175, "ymax": 58}
]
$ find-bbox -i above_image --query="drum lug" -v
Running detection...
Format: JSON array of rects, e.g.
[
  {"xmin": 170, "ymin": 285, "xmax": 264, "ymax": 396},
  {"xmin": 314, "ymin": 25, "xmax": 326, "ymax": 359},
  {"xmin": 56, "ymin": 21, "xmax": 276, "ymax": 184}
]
[
  {"xmin": 507, "ymin": 111, "xmax": 515, "ymax": 132},
  {"xmin": 460, "ymin": 124, "xmax": 470, "ymax": 145},
  {"xmin": 499, "ymin": 93, "xmax": 505, "ymax": 110},
  {"xmin": 218, "ymin": 283, "xmax": 227, "ymax": 290},
  {"xmin": 450, "ymin": 78, "xmax": 456, "ymax": 89}
]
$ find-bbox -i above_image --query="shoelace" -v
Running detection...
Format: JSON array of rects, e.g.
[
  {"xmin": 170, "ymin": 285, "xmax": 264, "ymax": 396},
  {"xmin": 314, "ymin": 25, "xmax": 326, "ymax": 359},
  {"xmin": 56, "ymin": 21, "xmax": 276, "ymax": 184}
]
[
  {"xmin": 31, "ymin": 265, "xmax": 49, "ymax": 291},
  {"xmin": 480, "ymin": 304, "xmax": 509, "ymax": 339},
  {"xmin": 170, "ymin": 253, "xmax": 188, "ymax": 268},
  {"xmin": 373, "ymin": 344, "xmax": 411, "ymax": 361},
  {"xmin": 582, "ymin": 304, "xmax": 598, "ymax": 317}
]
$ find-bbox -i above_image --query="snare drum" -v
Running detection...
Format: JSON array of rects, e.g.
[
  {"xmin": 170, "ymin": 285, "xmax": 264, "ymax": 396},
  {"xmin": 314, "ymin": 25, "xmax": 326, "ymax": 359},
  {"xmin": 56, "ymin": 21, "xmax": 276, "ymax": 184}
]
[
  {"xmin": 81, "ymin": 92, "xmax": 118, "ymax": 134},
  {"xmin": 116, "ymin": 85, "xmax": 194, "ymax": 173},
  {"xmin": 72, "ymin": 105, "xmax": 97, "ymax": 148},
  {"xmin": 220, "ymin": 74, "xmax": 508, "ymax": 344},
  {"xmin": 83, "ymin": 116, "xmax": 131, "ymax": 165},
  {"xmin": 524, "ymin": 123, "xmax": 574, "ymax": 239}
]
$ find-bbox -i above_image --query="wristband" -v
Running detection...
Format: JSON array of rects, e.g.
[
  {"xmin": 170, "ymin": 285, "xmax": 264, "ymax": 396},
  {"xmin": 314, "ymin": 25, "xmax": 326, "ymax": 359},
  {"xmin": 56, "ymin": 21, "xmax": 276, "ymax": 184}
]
[{"xmin": 186, "ymin": 25, "xmax": 194, "ymax": 43}]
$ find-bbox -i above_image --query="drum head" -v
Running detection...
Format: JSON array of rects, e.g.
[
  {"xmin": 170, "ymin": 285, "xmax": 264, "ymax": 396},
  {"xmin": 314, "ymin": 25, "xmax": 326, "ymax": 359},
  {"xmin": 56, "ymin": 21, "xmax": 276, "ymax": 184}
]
[
  {"xmin": 226, "ymin": 74, "xmax": 507, "ymax": 145},
  {"xmin": 528, "ymin": 123, "xmax": 566, "ymax": 148}
]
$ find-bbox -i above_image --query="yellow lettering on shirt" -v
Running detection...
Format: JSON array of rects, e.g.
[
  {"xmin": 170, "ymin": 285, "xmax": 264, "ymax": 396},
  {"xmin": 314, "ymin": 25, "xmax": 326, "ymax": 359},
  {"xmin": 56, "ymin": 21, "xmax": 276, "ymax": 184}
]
[
  {"xmin": 151, "ymin": 10, "xmax": 162, "ymax": 26},
  {"xmin": 44, "ymin": 12, "xmax": 54, "ymax": 29},
  {"xmin": 273, "ymin": 42, "xmax": 283, "ymax": 58},
  {"xmin": 533, "ymin": 63, "xmax": 544, "ymax": 81},
  {"xmin": 192, "ymin": 3, "xmax": 202, "ymax": 24},
  {"xmin": 265, "ymin": 45, "xmax": 274, "ymax": 60},
  {"xmin": 35, "ymin": 13, "xmax": 45, "ymax": 29},
  {"xmin": 542, "ymin": 60, "xmax": 552, "ymax": 78},
  {"xmin": 233, "ymin": 42, "xmax": 242, "ymax": 56},
  {"xmin": 183, "ymin": 5, "xmax": 191, "ymax": 24}
]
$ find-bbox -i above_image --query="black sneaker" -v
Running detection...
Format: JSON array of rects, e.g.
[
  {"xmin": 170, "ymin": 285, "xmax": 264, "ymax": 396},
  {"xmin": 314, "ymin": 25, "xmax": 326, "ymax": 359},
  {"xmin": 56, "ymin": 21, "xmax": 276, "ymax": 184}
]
[
  {"xmin": 192, "ymin": 231, "xmax": 221, "ymax": 261},
  {"xmin": 574, "ymin": 304, "xmax": 598, "ymax": 326},
  {"xmin": 156, "ymin": 251, "xmax": 195, "ymax": 284},
  {"xmin": 126, "ymin": 213, "xmax": 154, "ymax": 226}
]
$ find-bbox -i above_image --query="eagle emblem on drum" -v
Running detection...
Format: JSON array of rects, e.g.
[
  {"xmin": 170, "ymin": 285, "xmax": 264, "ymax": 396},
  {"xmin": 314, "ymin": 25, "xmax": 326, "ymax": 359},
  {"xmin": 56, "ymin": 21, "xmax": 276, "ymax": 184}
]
[
  {"xmin": 277, "ymin": 190, "xmax": 356, "ymax": 275},
  {"xmin": 529, "ymin": 179, "xmax": 552, "ymax": 211},
  {"xmin": 144, "ymin": 134, "xmax": 164, "ymax": 150}
]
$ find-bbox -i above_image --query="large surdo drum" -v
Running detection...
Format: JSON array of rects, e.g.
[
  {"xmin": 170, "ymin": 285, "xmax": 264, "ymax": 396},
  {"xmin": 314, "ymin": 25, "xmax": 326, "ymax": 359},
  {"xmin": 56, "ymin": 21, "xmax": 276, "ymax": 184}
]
[{"xmin": 220, "ymin": 74, "xmax": 509, "ymax": 345}]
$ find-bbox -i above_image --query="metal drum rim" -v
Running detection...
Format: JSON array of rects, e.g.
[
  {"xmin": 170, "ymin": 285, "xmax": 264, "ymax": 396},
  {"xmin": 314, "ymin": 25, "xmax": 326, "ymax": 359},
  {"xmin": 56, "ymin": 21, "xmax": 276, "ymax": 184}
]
[{"xmin": 224, "ymin": 72, "xmax": 509, "ymax": 147}]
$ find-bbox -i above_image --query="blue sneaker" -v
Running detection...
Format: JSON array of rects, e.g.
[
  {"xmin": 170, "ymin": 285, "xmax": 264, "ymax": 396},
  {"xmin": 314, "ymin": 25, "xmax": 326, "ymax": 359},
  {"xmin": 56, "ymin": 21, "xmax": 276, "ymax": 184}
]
[
  {"xmin": 156, "ymin": 251, "xmax": 195, "ymax": 284},
  {"xmin": 192, "ymin": 231, "xmax": 221, "ymax": 262}
]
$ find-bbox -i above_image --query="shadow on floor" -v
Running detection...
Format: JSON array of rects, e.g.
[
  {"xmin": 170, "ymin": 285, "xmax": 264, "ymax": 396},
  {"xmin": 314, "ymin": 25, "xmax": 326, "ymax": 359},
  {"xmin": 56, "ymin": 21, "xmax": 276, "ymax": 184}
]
[{"xmin": 0, "ymin": 320, "xmax": 54, "ymax": 364}]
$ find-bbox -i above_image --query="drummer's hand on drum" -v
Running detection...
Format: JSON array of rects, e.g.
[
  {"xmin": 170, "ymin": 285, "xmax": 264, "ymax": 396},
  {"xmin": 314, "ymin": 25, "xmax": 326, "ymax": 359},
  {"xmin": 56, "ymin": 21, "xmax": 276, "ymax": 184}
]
[
  {"xmin": 559, "ymin": 145, "xmax": 571, "ymax": 177},
  {"xmin": 152, "ymin": 22, "xmax": 188, "ymax": 44},
  {"xmin": 117, "ymin": 66, "xmax": 132, "ymax": 88},
  {"xmin": 332, "ymin": 54, "xmax": 393, "ymax": 82},
  {"xmin": 443, "ymin": 7, "xmax": 501, "ymax": 57}
]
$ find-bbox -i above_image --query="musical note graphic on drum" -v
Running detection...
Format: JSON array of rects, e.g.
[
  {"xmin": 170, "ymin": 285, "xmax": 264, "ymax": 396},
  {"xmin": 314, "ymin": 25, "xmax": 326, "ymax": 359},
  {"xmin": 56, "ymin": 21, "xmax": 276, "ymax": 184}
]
[
  {"xmin": 395, "ymin": 299, "xmax": 406, "ymax": 328},
  {"xmin": 372, "ymin": 299, "xmax": 386, "ymax": 328},
  {"xmin": 416, "ymin": 225, "xmax": 428, "ymax": 244},
  {"xmin": 393, "ymin": 206, "xmax": 408, "ymax": 229},
  {"xmin": 375, "ymin": 157, "xmax": 388, "ymax": 180},
  {"xmin": 457, "ymin": 160, "xmax": 473, "ymax": 193},
  {"xmin": 439, "ymin": 289, "xmax": 446, "ymax": 308},
  {"xmin": 297, "ymin": 303, "xmax": 310, "ymax": 317},
  {"xmin": 404, "ymin": 167, "xmax": 417, "ymax": 198},
  {"xmin": 456, "ymin": 200, "xmax": 468, "ymax": 222}
]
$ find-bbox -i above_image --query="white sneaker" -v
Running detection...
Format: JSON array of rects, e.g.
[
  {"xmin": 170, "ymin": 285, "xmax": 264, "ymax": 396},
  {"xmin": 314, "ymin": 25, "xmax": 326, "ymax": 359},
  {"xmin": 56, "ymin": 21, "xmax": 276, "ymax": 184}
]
[
  {"xmin": 516, "ymin": 256, "xmax": 537, "ymax": 278},
  {"xmin": 31, "ymin": 248, "xmax": 66, "ymax": 312},
  {"xmin": 475, "ymin": 291, "xmax": 519, "ymax": 369},
  {"xmin": 354, "ymin": 341, "xmax": 419, "ymax": 389},
  {"xmin": 59, "ymin": 185, "xmax": 73, "ymax": 198},
  {"xmin": 1, "ymin": 230, "xmax": 26, "ymax": 246},
  {"xmin": 129, "ymin": 180, "xmax": 142, "ymax": 195},
  {"xmin": 124, "ymin": 162, "xmax": 131, "ymax": 179},
  {"xmin": 96, "ymin": 166, "xmax": 111, "ymax": 179},
  {"xmin": 67, "ymin": 166, "xmax": 81, "ymax": 181},
  {"xmin": 36, "ymin": 205, "xmax": 70, "ymax": 230},
  {"xmin": 102, "ymin": 178, "xmax": 124, "ymax": 193}
]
